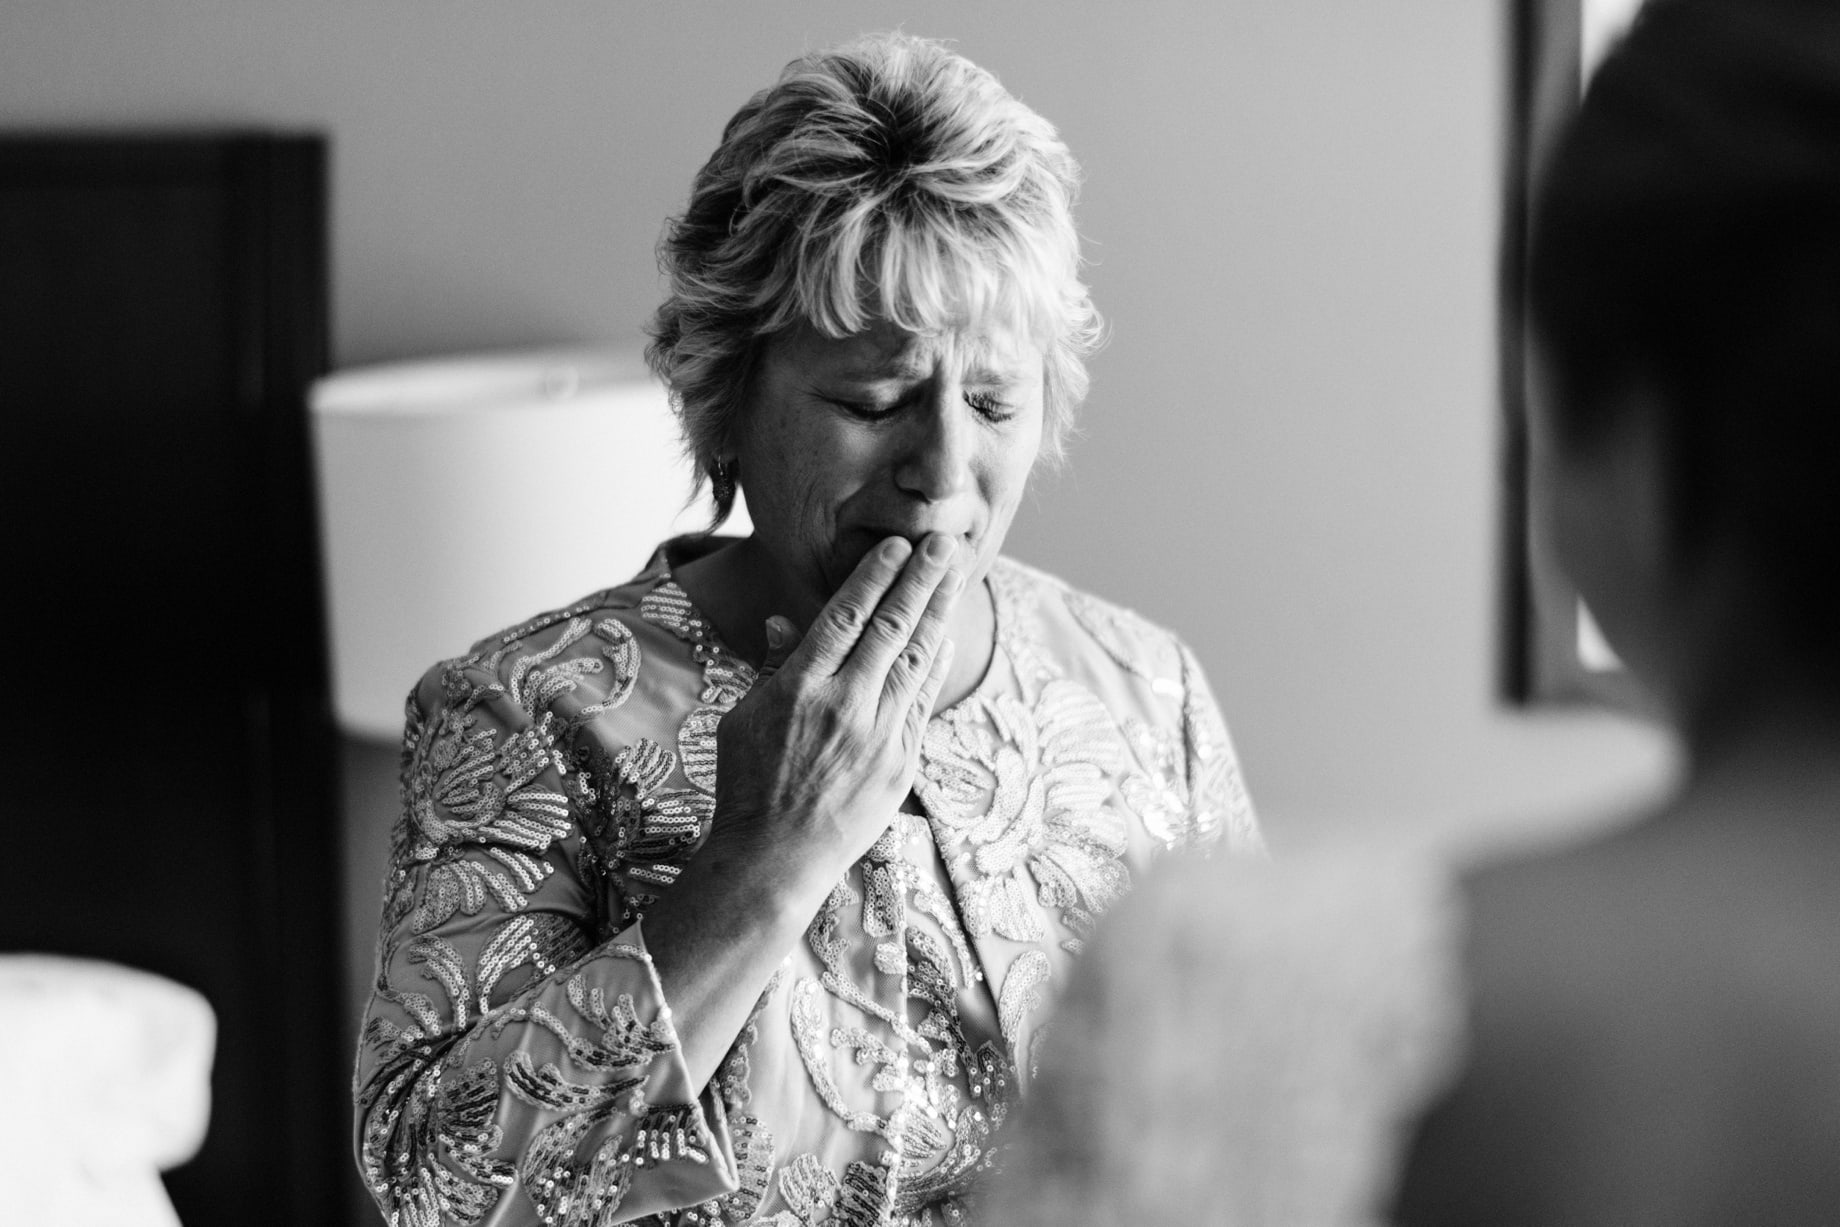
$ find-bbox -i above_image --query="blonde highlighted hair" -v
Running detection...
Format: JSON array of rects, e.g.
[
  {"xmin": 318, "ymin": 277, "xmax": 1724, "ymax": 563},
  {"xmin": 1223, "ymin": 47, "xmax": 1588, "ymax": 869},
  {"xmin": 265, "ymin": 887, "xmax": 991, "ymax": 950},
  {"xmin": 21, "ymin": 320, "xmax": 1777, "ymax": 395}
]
[{"xmin": 646, "ymin": 32, "xmax": 1101, "ymax": 524}]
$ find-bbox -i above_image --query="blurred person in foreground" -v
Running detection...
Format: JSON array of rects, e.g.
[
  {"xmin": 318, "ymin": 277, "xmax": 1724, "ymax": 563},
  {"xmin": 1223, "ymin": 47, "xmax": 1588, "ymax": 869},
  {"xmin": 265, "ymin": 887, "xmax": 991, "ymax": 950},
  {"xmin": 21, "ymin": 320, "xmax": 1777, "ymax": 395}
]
[
  {"xmin": 994, "ymin": 0, "xmax": 1840, "ymax": 1223},
  {"xmin": 351, "ymin": 32, "xmax": 1262, "ymax": 1227}
]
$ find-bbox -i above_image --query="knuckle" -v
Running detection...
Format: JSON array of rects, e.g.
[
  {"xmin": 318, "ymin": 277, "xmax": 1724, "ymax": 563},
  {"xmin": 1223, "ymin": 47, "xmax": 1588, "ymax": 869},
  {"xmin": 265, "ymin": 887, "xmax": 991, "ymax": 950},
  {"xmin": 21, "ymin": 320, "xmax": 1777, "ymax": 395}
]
[
  {"xmin": 818, "ymin": 698, "xmax": 853, "ymax": 735},
  {"xmin": 866, "ymin": 609, "xmax": 909, "ymax": 647},
  {"xmin": 828, "ymin": 595, "xmax": 874, "ymax": 630}
]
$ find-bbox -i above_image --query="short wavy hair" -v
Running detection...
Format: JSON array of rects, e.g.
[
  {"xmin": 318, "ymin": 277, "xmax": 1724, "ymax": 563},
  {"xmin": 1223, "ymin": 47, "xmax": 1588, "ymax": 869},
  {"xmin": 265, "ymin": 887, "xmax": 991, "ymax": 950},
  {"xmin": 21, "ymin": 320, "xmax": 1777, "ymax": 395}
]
[{"xmin": 646, "ymin": 32, "xmax": 1102, "ymax": 525}]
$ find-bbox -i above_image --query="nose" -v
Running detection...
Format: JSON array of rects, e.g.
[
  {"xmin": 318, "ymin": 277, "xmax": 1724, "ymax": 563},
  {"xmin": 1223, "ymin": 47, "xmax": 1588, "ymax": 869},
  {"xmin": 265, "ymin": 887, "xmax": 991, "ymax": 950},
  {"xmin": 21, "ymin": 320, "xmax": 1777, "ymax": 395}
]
[{"xmin": 893, "ymin": 386, "xmax": 975, "ymax": 503}]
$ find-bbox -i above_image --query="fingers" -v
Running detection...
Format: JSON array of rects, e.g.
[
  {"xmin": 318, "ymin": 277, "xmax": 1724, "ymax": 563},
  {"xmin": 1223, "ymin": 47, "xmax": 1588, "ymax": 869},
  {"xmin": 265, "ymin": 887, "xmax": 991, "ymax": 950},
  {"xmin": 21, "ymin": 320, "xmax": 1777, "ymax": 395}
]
[
  {"xmin": 904, "ymin": 636, "xmax": 956, "ymax": 743},
  {"xmin": 841, "ymin": 532, "xmax": 962, "ymax": 684},
  {"xmin": 795, "ymin": 537, "xmax": 915, "ymax": 673},
  {"xmin": 881, "ymin": 562, "xmax": 962, "ymax": 711}
]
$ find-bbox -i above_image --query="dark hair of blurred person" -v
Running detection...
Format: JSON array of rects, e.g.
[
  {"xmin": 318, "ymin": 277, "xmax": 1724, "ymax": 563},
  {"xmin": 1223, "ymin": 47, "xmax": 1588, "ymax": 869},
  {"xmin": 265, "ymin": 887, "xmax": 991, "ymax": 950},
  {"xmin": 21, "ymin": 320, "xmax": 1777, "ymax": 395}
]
[{"xmin": 1396, "ymin": 0, "xmax": 1840, "ymax": 1220}]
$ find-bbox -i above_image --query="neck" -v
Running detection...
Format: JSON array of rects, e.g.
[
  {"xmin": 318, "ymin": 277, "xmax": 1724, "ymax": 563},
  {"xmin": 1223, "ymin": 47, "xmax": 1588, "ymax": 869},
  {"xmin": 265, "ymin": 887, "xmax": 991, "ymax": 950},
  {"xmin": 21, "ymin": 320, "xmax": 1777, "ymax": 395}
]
[
  {"xmin": 667, "ymin": 535, "xmax": 793, "ymax": 666},
  {"xmin": 1647, "ymin": 624, "xmax": 1840, "ymax": 849},
  {"xmin": 1683, "ymin": 676, "xmax": 1840, "ymax": 787},
  {"xmin": 1644, "ymin": 540, "xmax": 1840, "ymax": 770}
]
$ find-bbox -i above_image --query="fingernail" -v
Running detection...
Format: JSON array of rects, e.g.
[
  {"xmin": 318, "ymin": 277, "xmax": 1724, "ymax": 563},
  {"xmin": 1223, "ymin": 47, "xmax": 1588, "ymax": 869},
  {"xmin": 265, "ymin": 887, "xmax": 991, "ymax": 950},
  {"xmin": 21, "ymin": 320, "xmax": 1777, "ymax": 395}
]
[
  {"xmin": 882, "ymin": 537, "xmax": 911, "ymax": 564},
  {"xmin": 940, "ymin": 569, "xmax": 966, "ymax": 596},
  {"xmin": 765, "ymin": 619, "xmax": 785, "ymax": 649},
  {"xmin": 923, "ymin": 533, "xmax": 955, "ymax": 563}
]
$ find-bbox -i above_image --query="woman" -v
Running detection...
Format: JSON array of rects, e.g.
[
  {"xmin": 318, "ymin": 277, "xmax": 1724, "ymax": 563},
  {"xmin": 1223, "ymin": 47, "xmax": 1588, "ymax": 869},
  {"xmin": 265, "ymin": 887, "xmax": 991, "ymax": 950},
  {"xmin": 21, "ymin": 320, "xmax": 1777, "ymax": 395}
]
[
  {"xmin": 995, "ymin": 1, "xmax": 1840, "ymax": 1222},
  {"xmin": 353, "ymin": 33, "xmax": 1262, "ymax": 1227}
]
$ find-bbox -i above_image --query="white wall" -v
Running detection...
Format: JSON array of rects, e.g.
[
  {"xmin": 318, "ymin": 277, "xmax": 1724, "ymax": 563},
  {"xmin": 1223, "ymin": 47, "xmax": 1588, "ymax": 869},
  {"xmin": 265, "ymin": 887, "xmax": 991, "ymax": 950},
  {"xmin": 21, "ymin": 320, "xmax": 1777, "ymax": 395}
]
[{"xmin": 2, "ymin": 0, "xmax": 1675, "ymax": 856}]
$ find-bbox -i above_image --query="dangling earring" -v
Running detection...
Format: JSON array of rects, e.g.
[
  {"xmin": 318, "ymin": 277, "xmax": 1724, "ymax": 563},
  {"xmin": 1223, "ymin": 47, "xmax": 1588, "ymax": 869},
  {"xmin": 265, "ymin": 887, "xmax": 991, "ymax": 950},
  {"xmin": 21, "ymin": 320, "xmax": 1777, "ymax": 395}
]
[{"xmin": 711, "ymin": 459, "xmax": 736, "ymax": 505}]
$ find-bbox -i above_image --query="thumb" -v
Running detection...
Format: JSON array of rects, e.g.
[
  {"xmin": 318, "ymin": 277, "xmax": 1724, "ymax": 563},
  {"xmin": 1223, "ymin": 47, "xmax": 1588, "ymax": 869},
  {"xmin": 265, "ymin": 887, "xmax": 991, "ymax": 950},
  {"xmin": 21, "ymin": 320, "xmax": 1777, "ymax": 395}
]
[{"xmin": 756, "ymin": 616, "xmax": 802, "ymax": 682}]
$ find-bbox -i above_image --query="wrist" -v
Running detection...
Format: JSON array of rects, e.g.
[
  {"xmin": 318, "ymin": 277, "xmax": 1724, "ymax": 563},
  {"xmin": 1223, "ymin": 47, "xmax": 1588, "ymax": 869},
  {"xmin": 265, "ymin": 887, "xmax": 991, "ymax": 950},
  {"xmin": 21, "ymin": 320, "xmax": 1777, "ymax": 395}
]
[
  {"xmin": 660, "ymin": 821, "xmax": 834, "ymax": 947},
  {"xmin": 703, "ymin": 803, "xmax": 855, "ymax": 915}
]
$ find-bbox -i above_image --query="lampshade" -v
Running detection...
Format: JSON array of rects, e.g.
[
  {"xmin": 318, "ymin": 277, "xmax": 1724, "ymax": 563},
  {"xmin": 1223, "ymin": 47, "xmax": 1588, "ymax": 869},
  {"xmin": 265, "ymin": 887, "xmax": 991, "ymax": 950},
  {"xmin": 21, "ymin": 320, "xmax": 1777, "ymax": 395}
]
[{"xmin": 311, "ymin": 349, "xmax": 750, "ymax": 741}]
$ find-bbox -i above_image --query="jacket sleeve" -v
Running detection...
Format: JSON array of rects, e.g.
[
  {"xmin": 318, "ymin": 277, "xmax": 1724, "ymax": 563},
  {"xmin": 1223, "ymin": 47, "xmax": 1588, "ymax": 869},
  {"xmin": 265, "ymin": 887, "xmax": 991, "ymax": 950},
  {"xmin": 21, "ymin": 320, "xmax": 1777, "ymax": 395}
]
[
  {"xmin": 353, "ymin": 655, "xmax": 741, "ymax": 1226},
  {"xmin": 1177, "ymin": 642, "xmax": 1265, "ymax": 857}
]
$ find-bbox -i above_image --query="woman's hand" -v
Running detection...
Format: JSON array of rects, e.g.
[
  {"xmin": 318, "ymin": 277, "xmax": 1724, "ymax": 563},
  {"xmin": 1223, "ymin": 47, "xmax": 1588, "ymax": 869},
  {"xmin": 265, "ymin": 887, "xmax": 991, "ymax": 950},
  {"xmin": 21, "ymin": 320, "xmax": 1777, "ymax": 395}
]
[
  {"xmin": 707, "ymin": 531, "xmax": 963, "ymax": 901},
  {"xmin": 639, "ymin": 532, "xmax": 963, "ymax": 1089}
]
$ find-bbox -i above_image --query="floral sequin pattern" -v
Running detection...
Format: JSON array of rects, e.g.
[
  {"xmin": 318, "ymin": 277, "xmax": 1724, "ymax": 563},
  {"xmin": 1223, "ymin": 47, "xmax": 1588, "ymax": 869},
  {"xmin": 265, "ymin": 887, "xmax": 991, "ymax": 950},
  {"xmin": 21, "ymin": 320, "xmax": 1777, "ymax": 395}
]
[
  {"xmin": 511, "ymin": 964, "xmax": 703, "ymax": 1227},
  {"xmin": 1060, "ymin": 588, "xmax": 1174, "ymax": 694},
  {"xmin": 402, "ymin": 665, "xmax": 580, "ymax": 865},
  {"xmin": 593, "ymin": 701, "xmax": 737, "ymax": 913},
  {"xmin": 560, "ymin": 605, "xmax": 746, "ymax": 909},
  {"xmin": 1178, "ymin": 645, "xmax": 1263, "ymax": 856},
  {"xmin": 355, "ymin": 546, "xmax": 1264, "ymax": 1227},
  {"xmin": 367, "ymin": 666, "xmax": 596, "ymax": 1061},
  {"xmin": 918, "ymin": 681, "xmax": 1132, "ymax": 953},
  {"xmin": 780, "ymin": 817, "xmax": 1017, "ymax": 1225},
  {"xmin": 642, "ymin": 581, "xmax": 754, "ymax": 705},
  {"xmin": 1119, "ymin": 718, "xmax": 1200, "ymax": 854},
  {"xmin": 602, "ymin": 733, "xmax": 715, "ymax": 897},
  {"xmin": 360, "ymin": 1055, "xmax": 514, "ymax": 1227}
]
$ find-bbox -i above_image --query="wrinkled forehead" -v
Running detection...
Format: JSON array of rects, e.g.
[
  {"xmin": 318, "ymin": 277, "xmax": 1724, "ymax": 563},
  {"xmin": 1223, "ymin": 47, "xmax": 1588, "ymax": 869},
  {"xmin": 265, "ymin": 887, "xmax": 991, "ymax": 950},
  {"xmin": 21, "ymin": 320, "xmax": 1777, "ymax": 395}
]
[{"xmin": 788, "ymin": 316, "xmax": 1045, "ymax": 384}]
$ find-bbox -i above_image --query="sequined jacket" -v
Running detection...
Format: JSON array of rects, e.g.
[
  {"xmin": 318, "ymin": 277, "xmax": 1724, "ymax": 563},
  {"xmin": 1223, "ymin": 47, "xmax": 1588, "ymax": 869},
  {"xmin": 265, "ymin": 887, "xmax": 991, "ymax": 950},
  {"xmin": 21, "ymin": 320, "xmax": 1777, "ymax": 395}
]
[{"xmin": 353, "ymin": 542, "xmax": 1263, "ymax": 1227}]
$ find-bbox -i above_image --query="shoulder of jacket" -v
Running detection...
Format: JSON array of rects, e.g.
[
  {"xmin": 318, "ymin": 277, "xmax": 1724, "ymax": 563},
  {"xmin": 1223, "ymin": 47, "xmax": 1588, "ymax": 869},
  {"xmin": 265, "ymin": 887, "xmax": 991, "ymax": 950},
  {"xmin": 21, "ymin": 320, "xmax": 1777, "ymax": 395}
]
[
  {"xmin": 995, "ymin": 555, "xmax": 1188, "ymax": 684},
  {"xmin": 406, "ymin": 563, "xmax": 669, "ymax": 720}
]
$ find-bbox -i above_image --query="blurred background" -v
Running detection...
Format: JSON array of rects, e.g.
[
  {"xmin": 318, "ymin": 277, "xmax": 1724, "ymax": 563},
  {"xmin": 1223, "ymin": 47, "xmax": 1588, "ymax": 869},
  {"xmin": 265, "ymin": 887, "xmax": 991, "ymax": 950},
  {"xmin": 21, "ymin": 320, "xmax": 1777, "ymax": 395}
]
[{"xmin": 1, "ymin": 1, "xmax": 1674, "ymax": 1223}]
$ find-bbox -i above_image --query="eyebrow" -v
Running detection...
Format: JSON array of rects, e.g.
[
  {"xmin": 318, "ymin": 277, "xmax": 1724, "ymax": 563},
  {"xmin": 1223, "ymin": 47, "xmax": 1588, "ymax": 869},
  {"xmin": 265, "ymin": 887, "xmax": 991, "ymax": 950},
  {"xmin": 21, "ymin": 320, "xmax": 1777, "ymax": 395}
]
[
  {"xmin": 830, "ymin": 357, "xmax": 1026, "ymax": 386},
  {"xmin": 833, "ymin": 359, "xmax": 927, "ymax": 383},
  {"xmin": 964, "ymin": 365, "xmax": 1025, "ymax": 386}
]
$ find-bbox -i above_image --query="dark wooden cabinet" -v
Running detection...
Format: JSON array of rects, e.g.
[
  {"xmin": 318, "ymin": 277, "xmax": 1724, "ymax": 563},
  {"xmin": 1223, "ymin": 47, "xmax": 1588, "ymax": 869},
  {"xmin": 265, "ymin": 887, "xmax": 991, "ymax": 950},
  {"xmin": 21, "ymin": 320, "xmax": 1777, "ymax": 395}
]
[{"xmin": 0, "ymin": 133, "xmax": 345, "ymax": 1227}]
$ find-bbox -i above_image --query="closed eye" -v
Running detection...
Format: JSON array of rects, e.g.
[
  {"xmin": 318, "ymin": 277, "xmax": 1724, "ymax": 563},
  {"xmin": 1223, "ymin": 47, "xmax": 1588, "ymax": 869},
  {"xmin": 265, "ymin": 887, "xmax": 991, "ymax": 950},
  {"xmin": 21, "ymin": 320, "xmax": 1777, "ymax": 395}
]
[
  {"xmin": 821, "ymin": 391, "xmax": 1016, "ymax": 424},
  {"xmin": 824, "ymin": 396, "xmax": 901, "ymax": 422},
  {"xmin": 966, "ymin": 390, "xmax": 1016, "ymax": 423}
]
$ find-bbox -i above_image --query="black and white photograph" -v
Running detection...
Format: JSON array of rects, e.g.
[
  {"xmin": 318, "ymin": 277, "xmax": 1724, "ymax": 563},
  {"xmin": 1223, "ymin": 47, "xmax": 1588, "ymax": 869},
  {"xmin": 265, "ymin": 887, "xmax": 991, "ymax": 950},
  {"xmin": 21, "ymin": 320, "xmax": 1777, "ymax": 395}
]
[{"xmin": 5, "ymin": 1, "xmax": 1838, "ymax": 1223}]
